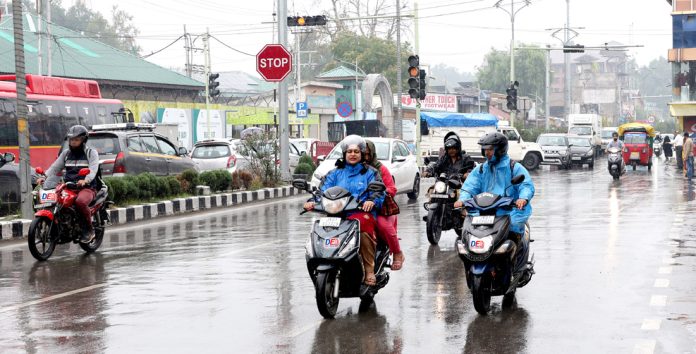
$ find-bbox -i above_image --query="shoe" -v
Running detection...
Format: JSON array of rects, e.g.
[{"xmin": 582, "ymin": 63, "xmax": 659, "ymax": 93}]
[{"xmin": 80, "ymin": 228, "xmax": 95, "ymax": 244}]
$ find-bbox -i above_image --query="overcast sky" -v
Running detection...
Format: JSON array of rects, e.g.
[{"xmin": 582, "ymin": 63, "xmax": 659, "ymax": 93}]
[{"xmin": 66, "ymin": 0, "xmax": 672, "ymax": 77}]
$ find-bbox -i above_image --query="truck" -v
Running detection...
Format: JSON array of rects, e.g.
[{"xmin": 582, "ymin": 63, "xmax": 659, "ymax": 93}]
[
  {"xmin": 419, "ymin": 112, "xmax": 545, "ymax": 170},
  {"xmin": 567, "ymin": 114, "xmax": 603, "ymax": 156}
]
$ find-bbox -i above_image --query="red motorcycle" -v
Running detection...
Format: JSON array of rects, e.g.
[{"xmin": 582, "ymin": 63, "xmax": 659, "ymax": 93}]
[{"xmin": 28, "ymin": 167, "xmax": 111, "ymax": 261}]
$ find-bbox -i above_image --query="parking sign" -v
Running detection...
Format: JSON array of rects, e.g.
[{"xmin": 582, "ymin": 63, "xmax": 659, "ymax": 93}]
[{"xmin": 296, "ymin": 101, "xmax": 308, "ymax": 118}]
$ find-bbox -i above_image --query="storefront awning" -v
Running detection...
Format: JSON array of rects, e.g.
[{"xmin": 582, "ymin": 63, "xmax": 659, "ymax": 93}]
[{"xmin": 669, "ymin": 102, "xmax": 696, "ymax": 117}]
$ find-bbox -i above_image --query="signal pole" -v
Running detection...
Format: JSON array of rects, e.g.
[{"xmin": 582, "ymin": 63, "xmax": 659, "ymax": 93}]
[
  {"xmin": 395, "ymin": 0, "xmax": 402, "ymax": 139},
  {"xmin": 203, "ymin": 28, "xmax": 211, "ymax": 139},
  {"xmin": 278, "ymin": 0, "xmax": 290, "ymax": 180},
  {"xmin": 413, "ymin": 2, "xmax": 422, "ymax": 166},
  {"xmin": 13, "ymin": 0, "xmax": 33, "ymax": 219}
]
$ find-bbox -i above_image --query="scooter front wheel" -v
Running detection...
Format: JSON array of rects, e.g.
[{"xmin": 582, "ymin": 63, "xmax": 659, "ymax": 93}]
[
  {"xmin": 315, "ymin": 270, "xmax": 339, "ymax": 319},
  {"xmin": 426, "ymin": 207, "xmax": 442, "ymax": 245},
  {"xmin": 472, "ymin": 274, "xmax": 492, "ymax": 315},
  {"xmin": 28, "ymin": 217, "xmax": 57, "ymax": 261}
]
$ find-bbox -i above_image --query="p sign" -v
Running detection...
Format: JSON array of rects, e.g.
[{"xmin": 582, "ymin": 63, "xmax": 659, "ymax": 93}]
[{"xmin": 256, "ymin": 44, "xmax": 293, "ymax": 82}]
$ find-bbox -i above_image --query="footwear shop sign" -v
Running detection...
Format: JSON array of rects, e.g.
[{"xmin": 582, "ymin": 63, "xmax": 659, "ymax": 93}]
[{"xmin": 396, "ymin": 94, "xmax": 457, "ymax": 112}]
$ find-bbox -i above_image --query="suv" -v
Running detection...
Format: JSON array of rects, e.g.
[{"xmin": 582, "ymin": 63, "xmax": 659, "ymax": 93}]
[
  {"xmin": 537, "ymin": 134, "xmax": 572, "ymax": 169},
  {"xmin": 70, "ymin": 123, "xmax": 196, "ymax": 177}
]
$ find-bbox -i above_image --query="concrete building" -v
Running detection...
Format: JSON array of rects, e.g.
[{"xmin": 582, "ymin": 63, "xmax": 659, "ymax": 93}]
[{"xmin": 667, "ymin": 0, "xmax": 696, "ymax": 133}]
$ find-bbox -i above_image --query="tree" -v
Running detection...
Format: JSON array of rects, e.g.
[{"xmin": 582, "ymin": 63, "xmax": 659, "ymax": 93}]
[
  {"xmin": 632, "ymin": 57, "xmax": 671, "ymax": 121},
  {"xmin": 476, "ymin": 45, "xmax": 547, "ymax": 110},
  {"xmin": 429, "ymin": 64, "xmax": 475, "ymax": 91},
  {"xmin": 320, "ymin": 0, "xmax": 409, "ymax": 42}
]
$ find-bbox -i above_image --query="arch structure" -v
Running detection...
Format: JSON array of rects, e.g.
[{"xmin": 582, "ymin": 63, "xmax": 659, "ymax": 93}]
[{"xmin": 361, "ymin": 74, "xmax": 395, "ymax": 137}]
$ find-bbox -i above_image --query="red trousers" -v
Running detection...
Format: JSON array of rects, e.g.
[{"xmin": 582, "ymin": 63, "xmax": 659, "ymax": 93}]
[
  {"xmin": 75, "ymin": 188, "xmax": 96, "ymax": 229},
  {"xmin": 347, "ymin": 212, "xmax": 376, "ymax": 238},
  {"xmin": 376, "ymin": 215, "xmax": 401, "ymax": 254}
]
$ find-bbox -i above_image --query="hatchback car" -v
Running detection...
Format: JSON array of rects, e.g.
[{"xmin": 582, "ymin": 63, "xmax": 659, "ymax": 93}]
[
  {"xmin": 70, "ymin": 123, "xmax": 196, "ymax": 177},
  {"xmin": 567, "ymin": 135, "xmax": 596, "ymax": 168},
  {"xmin": 191, "ymin": 139, "xmax": 237, "ymax": 173},
  {"xmin": 310, "ymin": 137, "xmax": 420, "ymax": 199},
  {"xmin": 537, "ymin": 134, "xmax": 572, "ymax": 169}
]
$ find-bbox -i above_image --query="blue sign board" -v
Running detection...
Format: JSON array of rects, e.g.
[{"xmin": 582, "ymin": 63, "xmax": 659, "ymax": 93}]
[
  {"xmin": 296, "ymin": 101, "xmax": 308, "ymax": 118},
  {"xmin": 337, "ymin": 101, "xmax": 353, "ymax": 118}
]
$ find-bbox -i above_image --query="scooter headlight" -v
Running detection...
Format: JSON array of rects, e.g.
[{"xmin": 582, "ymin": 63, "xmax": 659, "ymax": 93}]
[
  {"xmin": 434, "ymin": 181, "xmax": 447, "ymax": 193},
  {"xmin": 468, "ymin": 235, "xmax": 494, "ymax": 254},
  {"xmin": 322, "ymin": 196, "xmax": 349, "ymax": 214},
  {"xmin": 338, "ymin": 234, "xmax": 358, "ymax": 258},
  {"xmin": 456, "ymin": 240, "xmax": 469, "ymax": 255}
]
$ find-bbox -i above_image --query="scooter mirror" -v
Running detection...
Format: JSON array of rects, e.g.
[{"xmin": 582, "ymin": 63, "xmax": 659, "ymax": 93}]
[
  {"xmin": 35, "ymin": 167, "xmax": 45, "ymax": 175},
  {"xmin": 292, "ymin": 178, "xmax": 309, "ymax": 191},
  {"xmin": 78, "ymin": 168, "xmax": 91, "ymax": 177},
  {"xmin": 511, "ymin": 174, "xmax": 525, "ymax": 185},
  {"xmin": 367, "ymin": 181, "xmax": 386, "ymax": 192},
  {"xmin": 3, "ymin": 152, "xmax": 15, "ymax": 163},
  {"xmin": 448, "ymin": 179, "xmax": 462, "ymax": 190}
]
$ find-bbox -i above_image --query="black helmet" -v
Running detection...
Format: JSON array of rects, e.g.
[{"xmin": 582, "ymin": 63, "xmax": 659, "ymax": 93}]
[
  {"xmin": 443, "ymin": 131, "xmax": 461, "ymax": 151},
  {"xmin": 478, "ymin": 132, "xmax": 508, "ymax": 162},
  {"xmin": 66, "ymin": 125, "xmax": 89, "ymax": 142},
  {"xmin": 612, "ymin": 132, "xmax": 619, "ymax": 138}
]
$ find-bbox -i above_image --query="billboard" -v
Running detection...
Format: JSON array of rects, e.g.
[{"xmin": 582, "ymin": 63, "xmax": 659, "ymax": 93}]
[{"xmin": 396, "ymin": 94, "xmax": 457, "ymax": 112}]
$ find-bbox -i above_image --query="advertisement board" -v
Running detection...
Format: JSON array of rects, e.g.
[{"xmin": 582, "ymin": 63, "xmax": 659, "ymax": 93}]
[{"xmin": 395, "ymin": 94, "xmax": 457, "ymax": 112}]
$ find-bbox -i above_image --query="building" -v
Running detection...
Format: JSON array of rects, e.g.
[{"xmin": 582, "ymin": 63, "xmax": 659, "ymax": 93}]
[{"xmin": 667, "ymin": 0, "xmax": 696, "ymax": 133}]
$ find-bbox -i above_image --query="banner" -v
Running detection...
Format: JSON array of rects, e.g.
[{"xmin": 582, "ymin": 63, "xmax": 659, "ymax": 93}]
[{"xmin": 395, "ymin": 94, "xmax": 457, "ymax": 112}]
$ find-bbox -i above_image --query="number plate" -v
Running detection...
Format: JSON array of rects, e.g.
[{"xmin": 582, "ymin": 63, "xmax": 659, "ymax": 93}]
[
  {"xmin": 630, "ymin": 152, "xmax": 639, "ymax": 159},
  {"xmin": 319, "ymin": 217, "xmax": 341, "ymax": 227},
  {"xmin": 572, "ymin": 156, "xmax": 582, "ymax": 161},
  {"xmin": 471, "ymin": 215, "xmax": 495, "ymax": 225},
  {"xmin": 430, "ymin": 194, "xmax": 448, "ymax": 199},
  {"xmin": 39, "ymin": 190, "xmax": 57, "ymax": 204}
]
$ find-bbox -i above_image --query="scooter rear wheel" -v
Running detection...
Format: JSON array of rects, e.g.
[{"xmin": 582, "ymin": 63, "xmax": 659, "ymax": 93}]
[
  {"xmin": 28, "ymin": 217, "xmax": 56, "ymax": 261},
  {"xmin": 316, "ymin": 270, "xmax": 339, "ymax": 319},
  {"xmin": 472, "ymin": 274, "xmax": 492, "ymax": 315}
]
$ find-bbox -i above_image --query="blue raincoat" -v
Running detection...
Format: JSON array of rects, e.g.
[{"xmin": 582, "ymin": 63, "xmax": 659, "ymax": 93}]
[
  {"xmin": 320, "ymin": 162, "xmax": 385, "ymax": 216},
  {"xmin": 458, "ymin": 155, "xmax": 535, "ymax": 234}
]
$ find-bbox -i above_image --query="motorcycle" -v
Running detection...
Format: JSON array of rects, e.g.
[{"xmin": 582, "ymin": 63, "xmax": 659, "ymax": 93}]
[
  {"xmin": 28, "ymin": 167, "xmax": 111, "ymax": 261},
  {"xmin": 293, "ymin": 179, "xmax": 389, "ymax": 319},
  {"xmin": 654, "ymin": 142, "xmax": 662, "ymax": 158},
  {"xmin": 607, "ymin": 147, "xmax": 625, "ymax": 180},
  {"xmin": 455, "ymin": 174, "xmax": 535, "ymax": 315},
  {"xmin": 423, "ymin": 172, "xmax": 464, "ymax": 245}
]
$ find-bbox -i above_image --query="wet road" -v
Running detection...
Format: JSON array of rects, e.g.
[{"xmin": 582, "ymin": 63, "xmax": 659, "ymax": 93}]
[{"xmin": 1, "ymin": 157, "xmax": 696, "ymax": 353}]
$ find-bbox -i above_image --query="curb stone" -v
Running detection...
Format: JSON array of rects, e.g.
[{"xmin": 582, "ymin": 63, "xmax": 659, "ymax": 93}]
[{"xmin": 0, "ymin": 186, "xmax": 303, "ymax": 241}]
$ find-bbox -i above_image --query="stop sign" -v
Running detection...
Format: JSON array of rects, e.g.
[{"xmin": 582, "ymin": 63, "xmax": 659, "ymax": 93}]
[{"xmin": 256, "ymin": 44, "xmax": 293, "ymax": 82}]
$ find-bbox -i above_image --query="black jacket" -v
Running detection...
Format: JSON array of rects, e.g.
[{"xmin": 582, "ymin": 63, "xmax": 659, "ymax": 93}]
[{"xmin": 427, "ymin": 152, "xmax": 475, "ymax": 178}]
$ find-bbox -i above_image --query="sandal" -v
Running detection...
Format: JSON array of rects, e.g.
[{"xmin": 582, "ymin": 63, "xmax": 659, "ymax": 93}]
[
  {"xmin": 392, "ymin": 252, "xmax": 405, "ymax": 271},
  {"xmin": 364, "ymin": 272, "xmax": 377, "ymax": 286}
]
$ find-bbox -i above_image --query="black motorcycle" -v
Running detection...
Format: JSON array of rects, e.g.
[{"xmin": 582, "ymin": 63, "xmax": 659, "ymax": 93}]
[
  {"xmin": 455, "ymin": 174, "xmax": 535, "ymax": 315},
  {"xmin": 423, "ymin": 172, "xmax": 464, "ymax": 245},
  {"xmin": 293, "ymin": 179, "xmax": 389, "ymax": 319},
  {"xmin": 607, "ymin": 147, "xmax": 625, "ymax": 180}
]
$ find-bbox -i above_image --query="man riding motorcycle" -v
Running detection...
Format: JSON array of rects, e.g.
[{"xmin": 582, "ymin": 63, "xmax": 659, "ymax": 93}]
[
  {"xmin": 304, "ymin": 135, "xmax": 385, "ymax": 286},
  {"xmin": 37, "ymin": 125, "xmax": 100, "ymax": 243},
  {"xmin": 453, "ymin": 132, "xmax": 535, "ymax": 243},
  {"xmin": 605, "ymin": 132, "xmax": 624, "ymax": 152},
  {"xmin": 424, "ymin": 132, "xmax": 475, "ymax": 180}
]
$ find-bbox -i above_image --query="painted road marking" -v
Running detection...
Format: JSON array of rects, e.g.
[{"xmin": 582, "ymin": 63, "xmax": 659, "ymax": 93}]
[
  {"xmin": 662, "ymin": 257, "xmax": 676, "ymax": 264},
  {"xmin": 650, "ymin": 295, "xmax": 667, "ymax": 307},
  {"xmin": 641, "ymin": 319, "xmax": 661, "ymax": 330},
  {"xmin": 654, "ymin": 279, "xmax": 670, "ymax": 288},
  {"xmin": 658, "ymin": 266, "xmax": 673, "ymax": 274},
  {"xmin": 0, "ymin": 283, "xmax": 107, "ymax": 314},
  {"xmin": 633, "ymin": 339, "xmax": 656, "ymax": 354}
]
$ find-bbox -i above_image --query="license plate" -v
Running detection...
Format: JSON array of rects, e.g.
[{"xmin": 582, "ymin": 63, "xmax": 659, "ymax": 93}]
[
  {"xmin": 472, "ymin": 215, "xmax": 495, "ymax": 225},
  {"xmin": 630, "ymin": 152, "xmax": 639, "ymax": 159},
  {"xmin": 39, "ymin": 190, "xmax": 57, "ymax": 204},
  {"xmin": 572, "ymin": 157, "xmax": 582, "ymax": 161},
  {"xmin": 430, "ymin": 194, "xmax": 448, "ymax": 199},
  {"xmin": 319, "ymin": 217, "xmax": 341, "ymax": 227}
]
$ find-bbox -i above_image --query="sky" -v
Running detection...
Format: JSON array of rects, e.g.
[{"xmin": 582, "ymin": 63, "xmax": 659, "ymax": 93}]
[{"xmin": 64, "ymin": 0, "xmax": 673, "ymax": 78}]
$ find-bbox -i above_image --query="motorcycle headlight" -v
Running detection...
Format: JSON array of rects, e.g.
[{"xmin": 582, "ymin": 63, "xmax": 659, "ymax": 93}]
[
  {"xmin": 434, "ymin": 181, "xmax": 447, "ymax": 193},
  {"xmin": 468, "ymin": 235, "xmax": 494, "ymax": 254},
  {"xmin": 322, "ymin": 196, "xmax": 350, "ymax": 214}
]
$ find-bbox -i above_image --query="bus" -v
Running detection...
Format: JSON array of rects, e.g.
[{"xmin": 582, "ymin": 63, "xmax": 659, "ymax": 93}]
[{"xmin": 0, "ymin": 74, "xmax": 126, "ymax": 169}]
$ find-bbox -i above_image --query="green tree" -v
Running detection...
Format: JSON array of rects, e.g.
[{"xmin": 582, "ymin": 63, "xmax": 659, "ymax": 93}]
[
  {"xmin": 476, "ymin": 45, "xmax": 548, "ymax": 110},
  {"xmin": 632, "ymin": 57, "xmax": 671, "ymax": 121}
]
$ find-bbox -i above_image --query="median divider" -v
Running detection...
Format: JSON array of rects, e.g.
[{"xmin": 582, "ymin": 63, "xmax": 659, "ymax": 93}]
[{"xmin": 0, "ymin": 186, "xmax": 304, "ymax": 241}]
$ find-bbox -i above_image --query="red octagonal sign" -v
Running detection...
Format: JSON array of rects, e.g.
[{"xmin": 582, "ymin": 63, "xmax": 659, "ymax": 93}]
[{"xmin": 256, "ymin": 44, "xmax": 293, "ymax": 82}]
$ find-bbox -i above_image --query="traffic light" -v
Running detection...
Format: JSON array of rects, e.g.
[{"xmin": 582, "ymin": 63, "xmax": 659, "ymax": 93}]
[
  {"xmin": 407, "ymin": 55, "xmax": 420, "ymax": 99},
  {"xmin": 287, "ymin": 15, "xmax": 327, "ymax": 27},
  {"xmin": 419, "ymin": 69, "xmax": 427, "ymax": 100},
  {"xmin": 506, "ymin": 82, "xmax": 518, "ymax": 111},
  {"xmin": 563, "ymin": 44, "xmax": 584, "ymax": 53},
  {"xmin": 208, "ymin": 73, "xmax": 220, "ymax": 98}
]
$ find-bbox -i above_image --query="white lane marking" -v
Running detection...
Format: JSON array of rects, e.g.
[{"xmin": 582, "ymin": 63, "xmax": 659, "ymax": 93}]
[
  {"xmin": 662, "ymin": 257, "xmax": 676, "ymax": 265},
  {"xmin": 641, "ymin": 319, "xmax": 661, "ymax": 331},
  {"xmin": 654, "ymin": 279, "xmax": 670, "ymax": 288},
  {"xmin": 0, "ymin": 283, "xmax": 107, "ymax": 314},
  {"xmin": 650, "ymin": 295, "xmax": 667, "ymax": 307},
  {"xmin": 632, "ymin": 339, "xmax": 656, "ymax": 354},
  {"xmin": 658, "ymin": 266, "xmax": 673, "ymax": 274},
  {"xmin": 218, "ymin": 243, "xmax": 270, "ymax": 257}
]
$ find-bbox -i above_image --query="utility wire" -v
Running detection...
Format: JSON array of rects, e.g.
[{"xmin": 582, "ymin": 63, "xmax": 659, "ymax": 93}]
[
  {"xmin": 140, "ymin": 35, "xmax": 185, "ymax": 59},
  {"xmin": 209, "ymin": 36, "xmax": 255, "ymax": 57}
]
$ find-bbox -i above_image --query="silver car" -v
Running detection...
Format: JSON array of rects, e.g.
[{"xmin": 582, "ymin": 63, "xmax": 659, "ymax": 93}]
[
  {"xmin": 537, "ymin": 134, "xmax": 572, "ymax": 169},
  {"xmin": 191, "ymin": 139, "xmax": 237, "ymax": 173}
]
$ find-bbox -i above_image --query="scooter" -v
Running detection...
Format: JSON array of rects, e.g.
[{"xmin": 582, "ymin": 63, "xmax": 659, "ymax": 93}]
[
  {"xmin": 293, "ymin": 179, "xmax": 389, "ymax": 319},
  {"xmin": 28, "ymin": 167, "xmax": 111, "ymax": 261},
  {"xmin": 423, "ymin": 172, "xmax": 463, "ymax": 245},
  {"xmin": 455, "ymin": 174, "xmax": 535, "ymax": 315},
  {"xmin": 607, "ymin": 147, "xmax": 625, "ymax": 180},
  {"xmin": 654, "ymin": 143, "xmax": 662, "ymax": 158}
]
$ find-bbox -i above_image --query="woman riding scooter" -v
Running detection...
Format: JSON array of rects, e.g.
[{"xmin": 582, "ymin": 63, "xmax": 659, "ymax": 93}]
[{"xmin": 304, "ymin": 135, "xmax": 385, "ymax": 285}]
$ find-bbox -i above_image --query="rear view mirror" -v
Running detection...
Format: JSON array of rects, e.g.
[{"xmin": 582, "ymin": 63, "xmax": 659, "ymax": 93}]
[
  {"xmin": 178, "ymin": 147, "xmax": 188, "ymax": 156},
  {"xmin": 292, "ymin": 178, "xmax": 309, "ymax": 191},
  {"xmin": 393, "ymin": 156, "xmax": 406, "ymax": 163},
  {"xmin": 35, "ymin": 166, "xmax": 45, "ymax": 175},
  {"xmin": 448, "ymin": 179, "xmax": 462, "ymax": 190},
  {"xmin": 2, "ymin": 152, "xmax": 15, "ymax": 163},
  {"xmin": 78, "ymin": 168, "xmax": 91, "ymax": 177},
  {"xmin": 511, "ymin": 174, "xmax": 525, "ymax": 185},
  {"xmin": 367, "ymin": 181, "xmax": 386, "ymax": 193},
  {"xmin": 317, "ymin": 155, "xmax": 326, "ymax": 162}
]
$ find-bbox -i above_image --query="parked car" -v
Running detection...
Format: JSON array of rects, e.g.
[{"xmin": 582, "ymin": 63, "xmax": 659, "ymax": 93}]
[
  {"xmin": 567, "ymin": 135, "xmax": 596, "ymax": 168},
  {"xmin": 229, "ymin": 138, "xmax": 301, "ymax": 173},
  {"xmin": 70, "ymin": 123, "xmax": 195, "ymax": 177},
  {"xmin": 290, "ymin": 138, "xmax": 318, "ymax": 156},
  {"xmin": 537, "ymin": 134, "xmax": 572, "ymax": 169},
  {"xmin": 310, "ymin": 137, "xmax": 420, "ymax": 199},
  {"xmin": 191, "ymin": 139, "xmax": 238, "ymax": 173}
]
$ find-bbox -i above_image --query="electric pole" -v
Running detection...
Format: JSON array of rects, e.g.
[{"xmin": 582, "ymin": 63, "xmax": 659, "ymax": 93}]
[
  {"xmin": 414, "ymin": 2, "xmax": 422, "ymax": 166},
  {"xmin": 278, "ymin": 0, "xmax": 290, "ymax": 180},
  {"xmin": 395, "ymin": 0, "xmax": 402, "ymax": 139},
  {"xmin": 13, "ymin": 0, "xmax": 33, "ymax": 219},
  {"xmin": 203, "ymin": 28, "xmax": 211, "ymax": 139}
]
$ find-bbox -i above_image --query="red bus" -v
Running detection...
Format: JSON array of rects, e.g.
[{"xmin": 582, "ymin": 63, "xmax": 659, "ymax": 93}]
[{"xmin": 0, "ymin": 74, "xmax": 126, "ymax": 169}]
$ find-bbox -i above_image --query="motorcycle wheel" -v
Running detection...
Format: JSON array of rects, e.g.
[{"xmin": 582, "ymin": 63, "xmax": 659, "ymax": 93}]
[
  {"xmin": 407, "ymin": 175, "xmax": 420, "ymax": 200},
  {"xmin": 472, "ymin": 274, "xmax": 492, "ymax": 315},
  {"xmin": 502, "ymin": 290, "xmax": 517, "ymax": 309},
  {"xmin": 315, "ymin": 270, "xmax": 339, "ymax": 319},
  {"xmin": 613, "ymin": 174, "xmax": 619, "ymax": 180},
  {"xmin": 79, "ymin": 226, "xmax": 104, "ymax": 253},
  {"xmin": 632, "ymin": 163, "xmax": 637, "ymax": 171},
  {"xmin": 426, "ymin": 207, "xmax": 442, "ymax": 245},
  {"xmin": 28, "ymin": 217, "xmax": 56, "ymax": 261}
]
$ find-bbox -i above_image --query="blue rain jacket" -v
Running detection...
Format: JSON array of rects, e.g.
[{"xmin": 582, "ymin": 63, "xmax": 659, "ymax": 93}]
[
  {"xmin": 320, "ymin": 162, "xmax": 385, "ymax": 216},
  {"xmin": 459, "ymin": 155, "xmax": 535, "ymax": 234}
]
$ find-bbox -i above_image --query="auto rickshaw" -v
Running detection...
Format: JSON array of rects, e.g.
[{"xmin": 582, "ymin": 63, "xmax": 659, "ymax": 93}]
[{"xmin": 618, "ymin": 123, "xmax": 656, "ymax": 171}]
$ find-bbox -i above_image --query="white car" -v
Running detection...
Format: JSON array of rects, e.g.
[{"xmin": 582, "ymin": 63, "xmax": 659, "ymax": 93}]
[
  {"xmin": 290, "ymin": 138, "xmax": 318, "ymax": 156},
  {"xmin": 310, "ymin": 137, "xmax": 420, "ymax": 199},
  {"xmin": 190, "ymin": 139, "xmax": 238, "ymax": 173},
  {"xmin": 227, "ymin": 138, "xmax": 301, "ymax": 173}
]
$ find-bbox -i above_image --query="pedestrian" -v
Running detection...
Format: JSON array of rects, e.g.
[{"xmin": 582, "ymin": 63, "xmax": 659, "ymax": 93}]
[
  {"xmin": 675, "ymin": 131, "xmax": 684, "ymax": 171},
  {"xmin": 684, "ymin": 132, "xmax": 694, "ymax": 180},
  {"xmin": 663, "ymin": 135, "xmax": 673, "ymax": 162}
]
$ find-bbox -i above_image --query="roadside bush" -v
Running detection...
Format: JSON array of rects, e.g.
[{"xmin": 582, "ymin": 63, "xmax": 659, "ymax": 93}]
[
  {"xmin": 121, "ymin": 175, "xmax": 140, "ymax": 200},
  {"xmin": 178, "ymin": 169, "xmax": 199, "ymax": 194},
  {"xmin": 293, "ymin": 163, "xmax": 314, "ymax": 180},
  {"xmin": 200, "ymin": 170, "xmax": 232, "ymax": 192},
  {"xmin": 249, "ymin": 177, "xmax": 264, "ymax": 191},
  {"xmin": 166, "ymin": 176, "xmax": 182, "ymax": 195},
  {"xmin": 104, "ymin": 177, "xmax": 126, "ymax": 205},
  {"xmin": 154, "ymin": 176, "xmax": 171, "ymax": 198},
  {"xmin": 238, "ymin": 170, "xmax": 254, "ymax": 190},
  {"xmin": 231, "ymin": 171, "xmax": 242, "ymax": 190},
  {"xmin": 217, "ymin": 170, "xmax": 233, "ymax": 191}
]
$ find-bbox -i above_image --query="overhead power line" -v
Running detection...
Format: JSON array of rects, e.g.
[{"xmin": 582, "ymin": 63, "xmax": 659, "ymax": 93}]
[
  {"xmin": 140, "ymin": 35, "xmax": 185, "ymax": 59},
  {"xmin": 209, "ymin": 36, "xmax": 255, "ymax": 57}
]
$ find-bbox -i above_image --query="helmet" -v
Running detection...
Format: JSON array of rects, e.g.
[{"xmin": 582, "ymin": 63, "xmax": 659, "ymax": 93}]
[
  {"xmin": 478, "ymin": 132, "xmax": 508, "ymax": 162},
  {"xmin": 340, "ymin": 135, "xmax": 367, "ymax": 154},
  {"xmin": 612, "ymin": 132, "xmax": 619, "ymax": 138},
  {"xmin": 66, "ymin": 125, "xmax": 89, "ymax": 142},
  {"xmin": 443, "ymin": 131, "xmax": 462, "ymax": 151}
]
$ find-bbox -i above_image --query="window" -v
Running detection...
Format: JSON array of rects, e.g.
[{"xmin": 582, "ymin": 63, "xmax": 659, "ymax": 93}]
[
  {"xmin": 192, "ymin": 144, "xmax": 230, "ymax": 159},
  {"xmin": 0, "ymin": 103, "xmax": 18, "ymax": 146},
  {"xmin": 77, "ymin": 103, "xmax": 97, "ymax": 127},
  {"xmin": 503, "ymin": 130, "xmax": 519, "ymax": 141},
  {"xmin": 127, "ymin": 135, "xmax": 145, "ymax": 152},
  {"xmin": 140, "ymin": 135, "xmax": 161, "ymax": 154},
  {"xmin": 88, "ymin": 134, "xmax": 120, "ymax": 155},
  {"xmin": 95, "ymin": 106, "xmax": 108, "ymax": 126},
  {"xmin": 156, "ymin": 137, "xmax": 178, "ymax": 156},
  {"xmin": 397, "ymin": 142, "xmax": 410, "ymax": 156},
  {"xmin": 568, "ymin": 137, "xmax": 591, "ymax": 147}
]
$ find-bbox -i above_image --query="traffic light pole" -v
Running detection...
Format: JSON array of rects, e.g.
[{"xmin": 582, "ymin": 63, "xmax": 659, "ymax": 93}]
[
  {"xmin": 203, "ymin": 28, "xmax": 211, "ymax": 139},
  {"xmin": 13, "ymin": 0, "xmax": 33, "ymax": 219},
  {"xmin": 413, "ymin": 2, "xmax": 422, "ymax": 167},
  {"xmin": 278, "ymin": 0, "xmax": 290, "ymax": 180}
]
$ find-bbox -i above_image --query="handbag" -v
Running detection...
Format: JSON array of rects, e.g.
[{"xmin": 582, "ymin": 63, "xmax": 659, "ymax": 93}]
[{"xmin": 380, "ymin": 194, "xmax": 400, "ymax": 216}]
